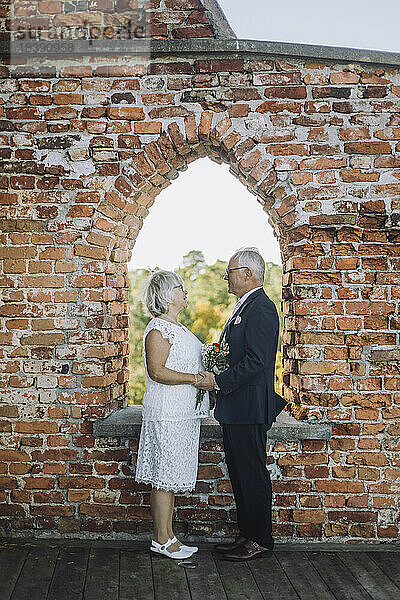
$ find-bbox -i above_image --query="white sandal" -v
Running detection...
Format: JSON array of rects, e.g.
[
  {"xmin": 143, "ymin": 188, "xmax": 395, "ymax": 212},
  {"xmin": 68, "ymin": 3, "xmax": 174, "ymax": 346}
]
[
  {"xmin": 150, "ymin": 538, "xmax": 194, "ymax": 560},
  {"xmin": 170, "ymin": 536, "xmax": 198, "ymax": 553}
]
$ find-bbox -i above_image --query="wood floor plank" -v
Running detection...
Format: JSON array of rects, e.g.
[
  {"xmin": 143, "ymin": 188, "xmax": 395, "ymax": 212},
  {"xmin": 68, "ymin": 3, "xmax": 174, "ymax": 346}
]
[
  {"xmin": 249, "ymin": 553, "xmax": 300, "ymax": 600},
  {"xmin": 0, "ymin": 539, "xmax": 398, "ymax": 600},
  {"xmin": 337, "ymin": 552, "xmax": 400, "ymax": 600},
  {"xmin": 10, "ymin": 544, "xmax": 59, "ymax": 600},
  {"xmin": 151, "ymin": 552, "xmax": 191, "ymax": 600},
  {"xmin": 83, "ymin": 547, "xmax": 119, "ymax": 600},
  {"xmin": 46, "ymin": 546, "xmax": 89, "ymax": 600},
  {"xmin": 120, "ymin": 548, "xmax": 154, "ymax": 600},
  {"xmin": 215, "ymin": 556, "xmax": 264, "ymax": 600},
  {"xmin": 368, "ymin": 552, "xmax": 400, "ymax": 590},
  {"xmin": 275, "ymin": 551, "xmax": 336, "ymax": 600},
  {"xmin": 0, "ymin": 544, "xmax": 29, "ymax": 600},
  {"xmin": 306, "ymin": 551, "xmax": 373, "ymax": 600},
  {"xmin": 185, "ymin": 550, "xmax": 227, "ymax": 600}
]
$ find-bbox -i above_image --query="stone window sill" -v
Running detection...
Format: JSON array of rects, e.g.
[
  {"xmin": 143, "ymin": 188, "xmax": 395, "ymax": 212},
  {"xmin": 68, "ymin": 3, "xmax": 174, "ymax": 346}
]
[{"xmin": 93, "ymin": 406, "xmax": 331, "ymax": 442}]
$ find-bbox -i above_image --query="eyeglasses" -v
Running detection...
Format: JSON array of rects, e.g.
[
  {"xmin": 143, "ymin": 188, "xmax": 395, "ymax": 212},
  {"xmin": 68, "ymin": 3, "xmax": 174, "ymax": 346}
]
[
  {"xmin": 224, "ymin": 267, "xmax": 248, "ymax": 278},
  {"xmin": 174, "ymin": 284, "xmax": 186, "ymax": 292}
]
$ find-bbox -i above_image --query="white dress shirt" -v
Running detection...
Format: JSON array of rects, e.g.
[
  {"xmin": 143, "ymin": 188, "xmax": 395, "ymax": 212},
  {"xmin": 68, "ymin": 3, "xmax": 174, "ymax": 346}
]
[{"xmin": 232, "ymin": 286, "xmax": 263, "ymax": 316}]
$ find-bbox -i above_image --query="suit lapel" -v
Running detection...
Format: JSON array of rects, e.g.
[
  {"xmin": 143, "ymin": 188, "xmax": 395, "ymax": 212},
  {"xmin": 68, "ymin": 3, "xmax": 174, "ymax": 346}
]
[{"xmin": 219, "ymin": 288, "xmax": 265, "ymax": 342}]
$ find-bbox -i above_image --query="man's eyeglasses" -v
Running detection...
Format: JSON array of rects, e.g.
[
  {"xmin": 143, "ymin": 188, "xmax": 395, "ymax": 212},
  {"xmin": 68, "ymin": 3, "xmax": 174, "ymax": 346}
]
[{"xmin": 224, "ymin": 267, "xmax": 248, "ymax": 278}]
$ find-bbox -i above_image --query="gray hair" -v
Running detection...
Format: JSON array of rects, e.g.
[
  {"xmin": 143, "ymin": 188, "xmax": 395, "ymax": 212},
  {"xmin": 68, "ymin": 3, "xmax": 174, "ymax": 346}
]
[
  {"xmin": 232, "ymin": 247, "xmax": 265, "ymax": 283},
  {"xmin": 142, "ymin": 270, "xmax": 184, "ymax": 317}
]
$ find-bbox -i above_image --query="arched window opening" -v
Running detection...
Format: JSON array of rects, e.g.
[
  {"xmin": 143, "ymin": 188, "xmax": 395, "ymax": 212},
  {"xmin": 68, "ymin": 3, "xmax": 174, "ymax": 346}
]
[{"xmin": 127, "ymin": 158, "xmax": 282, "ymax": 405}]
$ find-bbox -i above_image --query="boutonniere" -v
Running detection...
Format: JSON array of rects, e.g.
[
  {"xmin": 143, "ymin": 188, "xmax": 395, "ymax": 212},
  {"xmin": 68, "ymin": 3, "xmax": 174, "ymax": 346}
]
[{"xmin": 234, "ymin": 315, "xmax": 242, "ymax": 325}]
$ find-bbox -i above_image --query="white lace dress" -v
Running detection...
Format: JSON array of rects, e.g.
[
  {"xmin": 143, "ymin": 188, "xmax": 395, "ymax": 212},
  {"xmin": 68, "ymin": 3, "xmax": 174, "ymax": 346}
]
[{"xmin": 135, "ymin": 318, "xmax": 210, "ymax": 493}]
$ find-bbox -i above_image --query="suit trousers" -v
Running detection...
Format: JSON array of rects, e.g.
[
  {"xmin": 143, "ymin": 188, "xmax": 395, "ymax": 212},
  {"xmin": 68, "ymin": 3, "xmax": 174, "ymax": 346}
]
[{"xmin": 222, "ymin": 423, "xmax": 273, "ymax": 549}]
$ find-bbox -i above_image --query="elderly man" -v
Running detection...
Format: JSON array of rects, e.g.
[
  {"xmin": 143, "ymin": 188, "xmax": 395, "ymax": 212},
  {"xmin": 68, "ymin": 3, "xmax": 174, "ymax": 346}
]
[{"xmin": 196, "ymin": 247, "xmax": 286, "ymax": 561}]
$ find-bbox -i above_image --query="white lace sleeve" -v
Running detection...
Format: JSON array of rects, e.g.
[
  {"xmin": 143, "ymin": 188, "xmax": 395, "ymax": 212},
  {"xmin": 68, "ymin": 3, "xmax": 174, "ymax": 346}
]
[{"xmin": 145, "ymin": 318, "xmax": 176, "ymax": 346}]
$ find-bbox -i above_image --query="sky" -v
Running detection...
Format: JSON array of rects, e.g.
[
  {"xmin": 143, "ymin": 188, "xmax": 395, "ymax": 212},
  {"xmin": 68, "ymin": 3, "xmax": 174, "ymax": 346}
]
[
  {"xmin": 128, "ymin": 0, "xmax": 399, "ymax": 272},
  {"xmin": 129, "ymin": 159, "xmax": 282, "ymax": 271},
  {"xmin": 218, "ymin": 0, "xmax": 400, "ymax": 53}
]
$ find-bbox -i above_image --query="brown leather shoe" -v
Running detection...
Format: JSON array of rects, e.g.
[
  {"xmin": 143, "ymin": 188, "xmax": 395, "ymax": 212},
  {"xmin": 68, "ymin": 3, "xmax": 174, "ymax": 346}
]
[
  {"xmin": 214, "ymin": 535, "xmax": 247, "ymax": 554},
  {"xmin": 222, "ymin": 539, "xmax": 273, "ymax": 561}
]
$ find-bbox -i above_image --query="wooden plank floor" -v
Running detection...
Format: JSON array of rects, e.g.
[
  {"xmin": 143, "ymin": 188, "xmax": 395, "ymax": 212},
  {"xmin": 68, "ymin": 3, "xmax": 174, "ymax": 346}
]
[{"xmin": 1, "ymin": 539, "xmax": 399, "ymax": 600}]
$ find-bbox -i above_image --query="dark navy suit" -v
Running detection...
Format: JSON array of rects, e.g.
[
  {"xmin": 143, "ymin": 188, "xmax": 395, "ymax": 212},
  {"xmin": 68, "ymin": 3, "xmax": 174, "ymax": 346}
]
[{"xmin": 214, "ymin": 288, "xmax": 286, "ymax": 548}]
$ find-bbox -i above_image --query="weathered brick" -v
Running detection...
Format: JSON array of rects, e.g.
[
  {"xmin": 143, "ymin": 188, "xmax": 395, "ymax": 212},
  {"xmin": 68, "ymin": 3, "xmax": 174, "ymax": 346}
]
[
  {"xmin": 108, "ymin": 107, "xmax": 145, "ymax": 120},
  {"xmin": 345, "ymin": 141, "xmax": 392, "ymax": 154},
  {"xmin": 198, "ymin": 111, "xmax": 213, "ymax": 139},
  {"xmin": 256, "ymin": 100, "xmax": 301, "ymax": 114},
  {"xmin": 2, "ymin": 48, "xmax": 400, "ymax": 546},
  {"xmin": 195, "ymin": 60, "xmax": 244, "ymax": 73},
  {"xmin": 293, "ymin": 510, "xmax": 325, "ymax": 523}
]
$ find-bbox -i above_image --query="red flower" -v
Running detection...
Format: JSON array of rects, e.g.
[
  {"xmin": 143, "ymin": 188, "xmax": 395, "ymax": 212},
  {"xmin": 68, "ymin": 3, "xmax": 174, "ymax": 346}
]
[{"xmin": 213, "ymin": 343, "xmax": 220, "ymax": 353}]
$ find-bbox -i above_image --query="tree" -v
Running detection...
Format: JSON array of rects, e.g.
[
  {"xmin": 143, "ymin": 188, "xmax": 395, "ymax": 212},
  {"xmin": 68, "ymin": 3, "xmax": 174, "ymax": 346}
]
[{"xmin": 127, "ymin": 268, "xmax": 151, "ymax": 404}]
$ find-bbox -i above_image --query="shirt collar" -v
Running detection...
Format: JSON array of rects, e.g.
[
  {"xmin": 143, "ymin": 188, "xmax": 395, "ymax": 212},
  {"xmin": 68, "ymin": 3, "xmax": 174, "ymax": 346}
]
[{"xmin": 237, "ymin": 286, "xmax": 263, "ymax": 307}]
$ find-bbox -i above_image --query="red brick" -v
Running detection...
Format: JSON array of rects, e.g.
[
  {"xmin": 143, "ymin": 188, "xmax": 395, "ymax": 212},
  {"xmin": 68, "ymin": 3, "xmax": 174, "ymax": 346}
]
[
  {"xmin": 347, "ymin": 452, "xmax": 387, "ymax": 466},
  {"xmin": 278, "ymin": 453, "xmax": 328, "ymax": 466},
  {"xmin": 198, "ymin": 111, "xmax": 213, "ymax": 140},
  {"xmin": 328, "ymin": 510, "xmax": 377, "ymax": 524},
  {"xmin": 264, "ymin": 86, "xmax": 306, "ymax": 99},
  {"xmin": 197, "ymin": 464, "xmax": 223, "ymax": 479},
  {"xmin": 0, "ymin": 477, "xmax": 18, "ymax": 490},
  {"xmin": 23, "ymin": 477, "xmax": 55, "ymax": 490},
  {"xmin": 108, "ymin": 107, "xmax": 145, "ymax": 120},
  {"xmin": 15, "ymin": 421, "xmax": 59, "ymax": 434},
  {"xmin": 126, "ymin": 505, "xmax": 152, "ymax": 520},
  {"xmin": 195, "ymin": 60, "xmax": 244, "ymax": 73},
  {"xmin": 149, "ymin": 62, "xmax": 192, "ymax": 75},
  {"xmin": 330, "ymin": 72, "xmax": 360, "ymax": 84},
  {"xmin": 345, "ymin": 142, "xmax": 391, "ymax": 154},
  {"xmin": 172, "ymin": 26, "xmax": 214, "ymax": 39},
  {"xmin": 80, "ymin": 504, "xmax": 126, "ymax": 518},
  {"xmin": 256, "ymin": 101, "xmax": 301, "ymax": 114},
  {"xmin": 95, "ymin": 65, "xmax": 145, "ymax": 77},
  {"xmin": 58, "ymin": 476, "xmax": 105, "ymax": 490},
  {"xmin": 267, "ymin": 144, "xmax": 309, "ymax": 156},
  {"xmin": 134, "ymin": 122, "xmax": 162, "ymax": 134},
  {"xmin": 6, "ymin": 107, "xmax": 41, "ymax": 120},
  {"xmin": 293, "ymin": 509, "xmax": 325, "ymax": 523},
  {"xmin": 377, "ymin": 526, "xmax": 399, "ymax": 538},
  {"xmin": 141, "ymin": 93, "xmax": 174, "ymax": 106}
]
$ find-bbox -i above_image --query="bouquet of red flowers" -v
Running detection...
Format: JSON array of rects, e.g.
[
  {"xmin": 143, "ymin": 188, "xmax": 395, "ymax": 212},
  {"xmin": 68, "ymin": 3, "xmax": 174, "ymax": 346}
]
[{"xmin": 196, "ymin": 341, "xmax": 230, "ymax": 408}]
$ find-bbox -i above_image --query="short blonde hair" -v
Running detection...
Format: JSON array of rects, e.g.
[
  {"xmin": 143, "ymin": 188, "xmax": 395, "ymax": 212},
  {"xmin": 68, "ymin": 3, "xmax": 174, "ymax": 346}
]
[{"xmin": 142, "ymin": 270, "xmax": 184, "ymax": 317}]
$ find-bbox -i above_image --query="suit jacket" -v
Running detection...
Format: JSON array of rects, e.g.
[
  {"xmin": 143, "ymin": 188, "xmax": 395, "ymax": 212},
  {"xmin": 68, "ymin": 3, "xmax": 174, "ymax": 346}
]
[{"xmin": 214, "ymin": 288, "xmax": 287, "ymax": 426}]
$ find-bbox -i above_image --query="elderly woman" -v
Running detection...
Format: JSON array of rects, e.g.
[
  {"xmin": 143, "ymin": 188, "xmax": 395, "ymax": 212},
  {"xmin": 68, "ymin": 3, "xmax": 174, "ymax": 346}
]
[{"xmin": 135, "ymin": 270, "xmax": 209, "ymax": 560}]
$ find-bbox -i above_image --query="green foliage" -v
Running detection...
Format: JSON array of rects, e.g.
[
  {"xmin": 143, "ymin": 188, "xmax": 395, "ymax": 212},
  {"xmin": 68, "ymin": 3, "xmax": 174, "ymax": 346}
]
[
  {"xmin": 127, "ymin": 268, "xmax": 152, "ymax": 405},
  {"xmin": 127, "ymin": 251, "xmax": 283, "ymax": 404}
]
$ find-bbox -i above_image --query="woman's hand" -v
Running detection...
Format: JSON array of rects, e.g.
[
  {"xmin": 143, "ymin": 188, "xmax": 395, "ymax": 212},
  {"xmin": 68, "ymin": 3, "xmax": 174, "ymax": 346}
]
[
  {"xmin": 194, "ymin": 371, "xmax": 216, "ymax": 391},
  {"xmin": 193, "ymin": 372, "xmax": 205, "ymax": 386}
]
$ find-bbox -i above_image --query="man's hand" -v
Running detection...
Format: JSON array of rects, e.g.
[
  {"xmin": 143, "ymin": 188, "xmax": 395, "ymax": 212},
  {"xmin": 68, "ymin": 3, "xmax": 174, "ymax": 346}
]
[
  {"xmin": 194, "ymin": 371, "xmax": 216, "ymax": 391},
  {"xmin": 209, "ymin": 390, "xmax": 217, "ymax": 410}
]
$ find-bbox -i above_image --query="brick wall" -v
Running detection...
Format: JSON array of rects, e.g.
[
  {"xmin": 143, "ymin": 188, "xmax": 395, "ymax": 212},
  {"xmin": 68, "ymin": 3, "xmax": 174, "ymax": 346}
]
[
  {"xmin": 4, "ymin": 0, "xmax": 219, "ymax": 42},
  {"xmin": 0, "ymin": 36, "xmax": 399, "ymax": 541}
]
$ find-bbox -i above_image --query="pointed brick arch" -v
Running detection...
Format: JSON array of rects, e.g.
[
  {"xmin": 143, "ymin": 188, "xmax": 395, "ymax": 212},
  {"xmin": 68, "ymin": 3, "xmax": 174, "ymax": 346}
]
[
  {"xmin": 70, "ymin": 113, "xmax": 304, "ymax": 418},
  {"xmin": 75, "ymin": 113, "xmax": 299, "ymax": 263}
]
